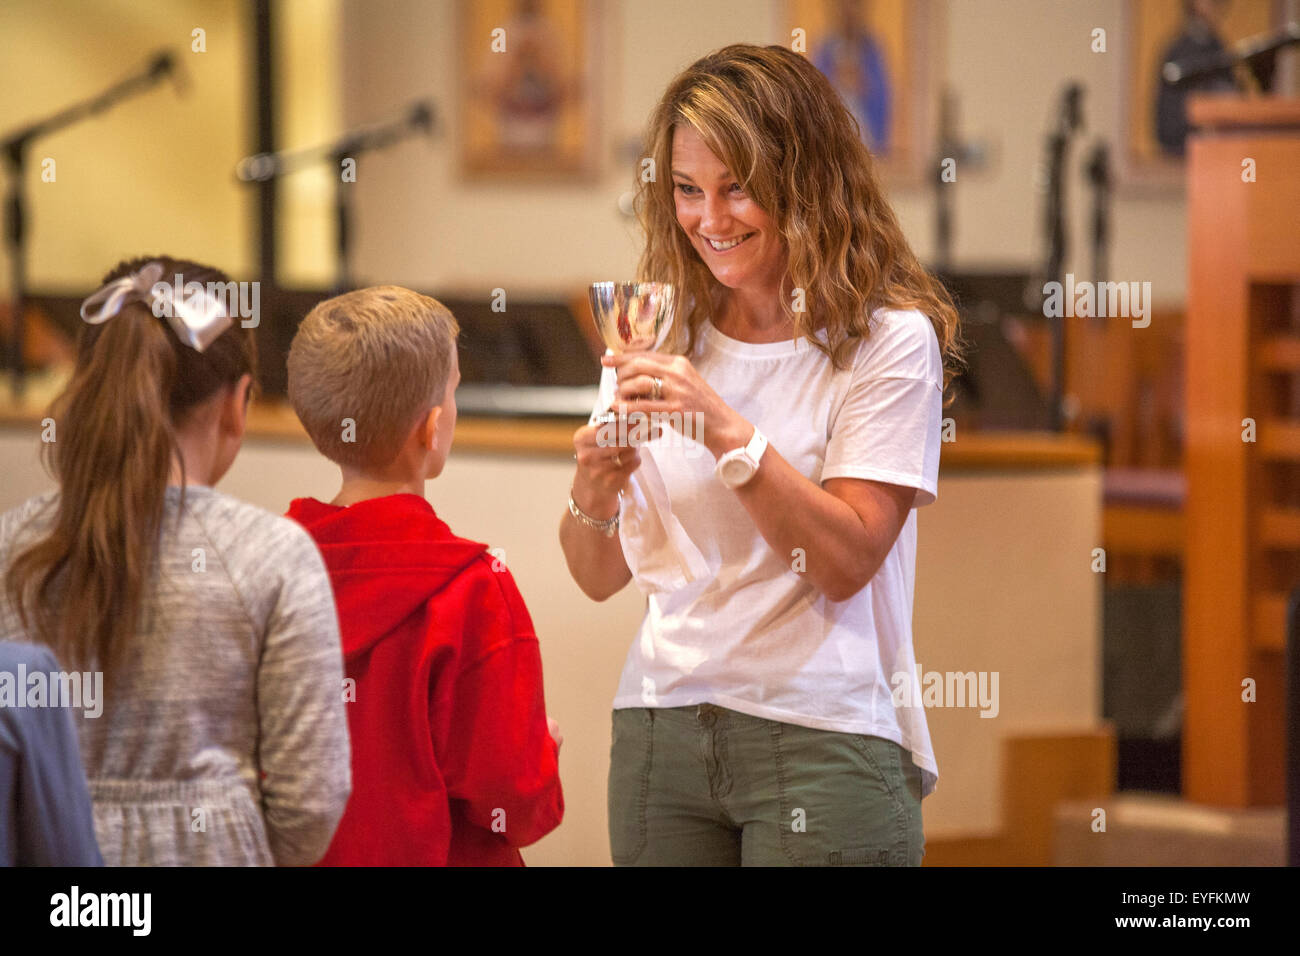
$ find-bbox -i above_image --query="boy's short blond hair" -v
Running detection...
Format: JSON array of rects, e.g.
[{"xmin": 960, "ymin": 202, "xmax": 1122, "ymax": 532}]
[{"xmin": 287, "ymin": 286, "xmax": 459, "ymax": 470}]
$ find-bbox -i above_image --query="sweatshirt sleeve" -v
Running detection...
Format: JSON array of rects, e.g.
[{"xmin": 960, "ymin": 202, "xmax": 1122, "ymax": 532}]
[
  {"xmin": 0, "ymin": 644, "xmax": 103, "ymax": 866},
  {"xmin": 438, "ymin": 561, "xmax": 563, "ymax": 849},
  {"xmin": 254, "ymin": 521, "xmax": 352, "ymax": 866}
]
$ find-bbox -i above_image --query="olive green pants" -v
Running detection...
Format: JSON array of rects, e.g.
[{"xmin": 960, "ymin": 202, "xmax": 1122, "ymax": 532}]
[{"xmin": 608, "ymin": 703, "xmax": 925, "ymax": 866}]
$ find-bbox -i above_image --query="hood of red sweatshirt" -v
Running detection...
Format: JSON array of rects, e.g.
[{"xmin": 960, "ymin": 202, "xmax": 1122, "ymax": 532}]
[{"xmin": 286, "ymin": 494, "xmax": 488, "ymax": 658}]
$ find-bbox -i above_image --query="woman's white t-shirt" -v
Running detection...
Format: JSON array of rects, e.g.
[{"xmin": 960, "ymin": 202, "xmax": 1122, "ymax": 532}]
[{"xmin": 603, "ymin": 307, "xmax": 943, "ymax": 798}]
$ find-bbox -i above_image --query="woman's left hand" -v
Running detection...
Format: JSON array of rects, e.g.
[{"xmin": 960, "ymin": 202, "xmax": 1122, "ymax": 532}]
[{"xmin": 603, "ymin": 351, "xmax": 750, "ymax": 458}]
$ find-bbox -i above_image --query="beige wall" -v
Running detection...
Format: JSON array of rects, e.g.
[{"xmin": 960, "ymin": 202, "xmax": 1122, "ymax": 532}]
[
  {"xmin": 339, "ymin": 0, "xmax": 1197, "ymax": 303},
  {"xmin": 0, "ymin": 425, "xmax": 1100, "ymax": 863},
  {"xmin": 11, "ymin": 0, "xmax": 1283, "ymax": 303},
  {"xmin": 0, "ymin": 0, "xmax": 251, "ymax": 295},
  {"xmin": 0, "ymin": 0, "xmax": 343, "ymax": 296}
]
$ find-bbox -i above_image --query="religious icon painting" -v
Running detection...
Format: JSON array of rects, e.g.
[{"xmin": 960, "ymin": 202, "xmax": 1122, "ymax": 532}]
[
  {"xmin": 782, "ymin": 0, "xmax": 942, "ymax": 186},
  {"xmin": 459, "ymin": 0, "xmax": 601, "ymax": 180}
]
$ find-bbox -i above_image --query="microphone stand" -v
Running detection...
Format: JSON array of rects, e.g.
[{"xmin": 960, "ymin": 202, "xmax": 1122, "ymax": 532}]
[
  {"xmin": 236, "ymin": 102, "xmax": 434, "ymax": 294},
  {"xmin": 1040, "ymin": 82, "xmax": 1084, "ymax": 432},
  {"xmin": 933, "ymin": 89, "xmax": 957, "ymax": 273},
  {"xmin": 1085, "ymin": 141, "xmax": 1112, "ymax": 331},
  {"xmin": 2, "ymin": 53, "xmax": 176, "ymax": 398},
  {"xmin": 931, "ymin": 87, "xmax": 989, "ymax": 277}
]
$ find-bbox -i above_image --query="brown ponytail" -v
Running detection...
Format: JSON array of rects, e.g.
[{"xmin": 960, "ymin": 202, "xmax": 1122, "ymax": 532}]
[{"xmin": 5, "ymin": 256, "xmax": 257, "ymax": 687}]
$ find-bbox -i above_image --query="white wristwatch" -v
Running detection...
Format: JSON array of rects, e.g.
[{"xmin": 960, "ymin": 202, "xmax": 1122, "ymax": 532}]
[{"xmin": 715, "ymin": 427, "xmax": 768, "ymax": 489}]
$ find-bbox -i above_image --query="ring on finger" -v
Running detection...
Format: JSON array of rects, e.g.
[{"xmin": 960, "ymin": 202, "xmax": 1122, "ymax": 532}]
[
  {"xmin": 613, "ymin": 453, "xmax": 622, "ymax": 467},
  {"xmin": 651, "ymin": 376, "xmax": 663, "ymax": 401}
]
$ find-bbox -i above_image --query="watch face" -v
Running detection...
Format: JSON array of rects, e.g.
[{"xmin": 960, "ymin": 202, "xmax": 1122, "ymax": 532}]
[{"xmin": 720, "ymin": 457, "xmax": 754, "ymax": 486}]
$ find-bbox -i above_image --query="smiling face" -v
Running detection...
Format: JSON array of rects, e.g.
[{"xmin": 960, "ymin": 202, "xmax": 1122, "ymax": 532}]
[{"xmin": 671, "ymin": 124, "xmax": 787, "ymax": 300}]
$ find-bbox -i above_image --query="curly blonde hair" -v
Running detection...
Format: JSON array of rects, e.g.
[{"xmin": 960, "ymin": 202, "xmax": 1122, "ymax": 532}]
[{"xmin": 636, "ymin": 43, "xmax": 965, "ymax": 404}]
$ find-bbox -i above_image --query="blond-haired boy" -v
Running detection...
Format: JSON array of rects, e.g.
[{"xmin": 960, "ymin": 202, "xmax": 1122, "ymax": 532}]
[{"xmin": 285, "ymin": 286, "xmax": 563, "ymax": 866}]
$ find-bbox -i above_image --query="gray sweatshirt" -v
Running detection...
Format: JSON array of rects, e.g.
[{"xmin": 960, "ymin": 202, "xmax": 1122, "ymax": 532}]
[{"xmin": 0, "ymin": 485, "xmax": 351, "ymax": 866}]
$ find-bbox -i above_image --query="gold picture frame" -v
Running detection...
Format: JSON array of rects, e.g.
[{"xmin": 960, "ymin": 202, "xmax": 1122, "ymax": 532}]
[
  {"xmin": 458, "ymin": 0, "xmax": 600, "ymax": 180},
  {"xmin": 781, "ymin": 0, "xmax": 941, "ymax": 187}
]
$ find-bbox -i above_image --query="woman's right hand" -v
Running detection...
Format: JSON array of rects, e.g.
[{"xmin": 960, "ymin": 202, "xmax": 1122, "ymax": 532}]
[
  {"xmin": 561, "ymin": 418, "xmax": 639, "ymax": 601},
  {"xmin": 571, "ymin": 420, "xmax": 642, "ymax": 515}
]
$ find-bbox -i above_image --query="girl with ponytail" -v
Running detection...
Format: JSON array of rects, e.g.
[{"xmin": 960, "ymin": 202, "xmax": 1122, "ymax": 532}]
[{"xmin": 0, "ymin": 256, "xmax": 351, "ymax": 866}]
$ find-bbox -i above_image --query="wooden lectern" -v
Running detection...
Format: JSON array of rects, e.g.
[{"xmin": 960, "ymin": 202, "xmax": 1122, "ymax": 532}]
[{"xmin": 1184, "ymin": 96, "xmax": 1300, "ymax": 807}]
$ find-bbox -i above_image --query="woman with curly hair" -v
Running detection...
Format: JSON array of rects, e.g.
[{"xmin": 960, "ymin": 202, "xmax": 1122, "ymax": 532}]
[{"xmin": 560, "ymin": 43, "xmax": 964, "ymax": 866}]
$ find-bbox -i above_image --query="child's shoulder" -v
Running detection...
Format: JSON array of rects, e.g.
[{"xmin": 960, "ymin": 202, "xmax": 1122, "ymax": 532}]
[
  {"xmin": 0, "ymin": 490, "xmax": 59, "ymax": 536},
  {"xmin": 459, "ymin": 548, "xmax": 534, "ymax": 625},
  {"xmin": 419, "ymin": 519, "xmax": 524, "ymax": 601},
  {"xmin": 434, "ymin": 525, "xmax": 503, "ymax": 589},
  {"xmin": 0, "ymin": 491, "xmax": 60, "ymax": 563},
  {"xmin": 178, "ymin": 485, "xmax": 306, "ymax": 534},
  {"xmin": 173, "ymin": 487, "xmax": 325, "ymax": 576}
]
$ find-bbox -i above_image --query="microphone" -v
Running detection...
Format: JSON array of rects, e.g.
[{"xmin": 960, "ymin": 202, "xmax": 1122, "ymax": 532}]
[
  {"xmin": 145, "ymin": 50, "xmax": 188, "ymax": 97},
  {"xmin": 407, "ymin": 100, "xmax": 436, "ymax": 135},
  {"xmin": 235, "ymin": 98, "xmax": 437, "ymax": 183},
  {"xmin": 146, "ymin": 51, "xmax": 173, "ymax": 82}
]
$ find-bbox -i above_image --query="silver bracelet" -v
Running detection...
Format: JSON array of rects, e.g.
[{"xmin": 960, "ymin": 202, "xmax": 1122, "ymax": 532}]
[{"xmin": 568, "ymin": 487, "xmax": 620, "ymax": 537}]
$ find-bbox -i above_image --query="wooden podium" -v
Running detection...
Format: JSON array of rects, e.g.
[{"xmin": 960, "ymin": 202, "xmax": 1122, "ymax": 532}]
[{"xmin": 1184, "ymin": 96, "xmax": 1300, "ymax": 807}]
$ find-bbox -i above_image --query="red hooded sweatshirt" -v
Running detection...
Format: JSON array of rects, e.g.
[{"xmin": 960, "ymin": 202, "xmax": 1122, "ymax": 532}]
[{"xmin": 286, "ymin": 493, "xmax": 563, "ymax": 866}]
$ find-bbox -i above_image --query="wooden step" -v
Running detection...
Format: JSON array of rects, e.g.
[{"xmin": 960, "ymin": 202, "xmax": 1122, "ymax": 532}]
[
  {"xmin": 1053, "ymin": 794, "xmax": 1285, "ymax": 866},
  {"xmin": 1259, "ymin": 419, "xmax": 1300, "ymax": 460},
  {"xmin": 923, "ymin": 727, "xmax": 1115, "ymax": 866},
  {"xmin": 1257, "ymin": 335, "xmax": 1300, "ymax": 372},
  {"xmin": 1258, "ymin": 506, "xmax": 1300, "ymax": 549}
]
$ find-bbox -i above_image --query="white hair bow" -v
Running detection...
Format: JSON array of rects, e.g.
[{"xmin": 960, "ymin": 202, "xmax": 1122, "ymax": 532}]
[{"xmin": 79, "ymin": 261, "xmax": 232, "ymax": 352}]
